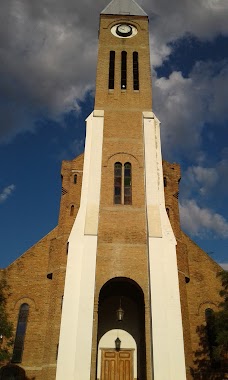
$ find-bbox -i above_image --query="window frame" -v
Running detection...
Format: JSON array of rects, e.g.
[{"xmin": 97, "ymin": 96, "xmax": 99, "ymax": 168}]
[
  {"xmin": 124, "ymin": 162, "xmax": 132, "ymax": 205},
  {"xmin": 133, "ymin": 52, "xmax": 139, "ymax": 90},
  {"xmin": 114, "ymin": 162, "xmax": 132, "ymax": 205},
  {"xmin": 114, "ymin": 162, "xmax": 122, "ymax": 204},
  {"xmin": 121, "ymin": 51, "xmax": 127, "ymax": 90},
  {"xmin": 11, "ymin": 303, "xmax": 29, "ymax": 363},
  {"xmin": 109, "ymin": 51, "xmax": 115, "ymax": 90}
]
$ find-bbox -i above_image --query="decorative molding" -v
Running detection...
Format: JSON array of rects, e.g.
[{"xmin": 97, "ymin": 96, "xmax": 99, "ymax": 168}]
[
  {"xmin": 12, "ymin": 297, "xmax": 37, "ymax": 312},
  {"xmin": 104, "ymin": 152, "xmax": 141, "ymax": 167}
]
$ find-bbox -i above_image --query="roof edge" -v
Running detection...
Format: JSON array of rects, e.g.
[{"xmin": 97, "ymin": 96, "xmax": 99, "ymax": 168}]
[{"xmin": 101, "ymin": 0, "xmax": 148, "ymax": 17}]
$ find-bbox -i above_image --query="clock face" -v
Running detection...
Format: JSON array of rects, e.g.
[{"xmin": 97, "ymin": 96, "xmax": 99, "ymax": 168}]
[
  {"xmin": 111, "ymin": 24, "xmax": 138, "ymax": 38},
  {"xmin": 116, "ymin": 24, "xmax": 133, "ymax": 37}
]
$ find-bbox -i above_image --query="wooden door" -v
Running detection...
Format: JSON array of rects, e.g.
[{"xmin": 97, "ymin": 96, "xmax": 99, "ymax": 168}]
[{"xmin": 101, "ymin": 350, "xmax": 133, "ymax": 380}]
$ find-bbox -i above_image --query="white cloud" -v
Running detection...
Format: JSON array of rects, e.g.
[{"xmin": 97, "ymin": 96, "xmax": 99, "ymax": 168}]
[
  {"xmin": 153, "ymin": 61, "xmax": 228, "ymax": 159},
  {"xmin": 0, "ymin": 184, "xmax": 16, "ymax": 204},
  {"xmin": 184, "ymin": 165, "xmax": 219, "ymax": 195},
  {"xmin": 179, "ymin": 199, "xmax": 228, "ymax": 238},
  {"xmin": 148, "ymin": 0, "xmax": 228, "ymax": 66},
  {"xmin": 0, "ymin": 0, "xmax": 100, "ymax": 141},
  {"xmin": 0, "ymin": 0, "xmax": 227, "ymax": 141},
  {"xmin": 180, "ymin": 155, "xmax": 228, "ymax": 201}
]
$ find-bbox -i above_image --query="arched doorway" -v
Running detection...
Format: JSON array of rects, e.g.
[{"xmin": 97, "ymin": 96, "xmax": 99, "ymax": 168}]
[{"xmin": 97, "ymin": 277, "xmax": 146, "ymax": 380}]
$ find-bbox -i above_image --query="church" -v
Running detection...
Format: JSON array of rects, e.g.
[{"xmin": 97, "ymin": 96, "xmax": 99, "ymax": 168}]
[{"xmin": 0, "ymin": 0, "xmax": 224, "ymax": 379}]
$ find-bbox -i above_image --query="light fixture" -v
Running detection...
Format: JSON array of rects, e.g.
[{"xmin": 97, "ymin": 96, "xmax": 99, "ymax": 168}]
[
  {"xmin": 115, "ymin": 337, "xmax": 121, "ymax": 351},
  {"xmin": 116, "ymin": 298, "xmax": 124, "ymax": 322}
]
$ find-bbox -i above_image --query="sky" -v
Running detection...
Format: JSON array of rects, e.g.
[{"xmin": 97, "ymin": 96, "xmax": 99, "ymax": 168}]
[{"xmin": 0, "ymin": 0, "xmax": 228, "ymax": 269}]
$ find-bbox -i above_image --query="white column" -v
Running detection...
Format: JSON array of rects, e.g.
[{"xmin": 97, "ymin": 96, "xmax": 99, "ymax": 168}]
[
  {"xmin": 56, "ymin": 110, "xmax": 104, "ymax": 380},
  {"xmin": 143, "ymin": 112, "xmax": 186, "ymax": 380}
]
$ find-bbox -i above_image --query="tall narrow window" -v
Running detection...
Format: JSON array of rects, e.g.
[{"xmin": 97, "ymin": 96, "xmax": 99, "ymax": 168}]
[
  {"xmin": 73, "ymin": 174, "xmax": 77, "ymax": 184},
  {"xmin": 124, "ymin": 163, "xmax": 132, "ymax": 205},
  {"xmin": 12, "ymin": 304, "xmax": 29, "ymax": 363},
  {"xmin": 121, "ymin": 51, "xmax": 127, "ymax": 89},
  {"xmin": 205, "ymin": 308, "xmax": 216, "ymax": 360},
  {"xmin": 70, "ymin": 205, "xmax": 74, "ymax": 216},
  {"xmin": 109, "ymin": 51, "xmax": 115, "ymax": 89},
  {"xmin": 114, "ymin": 163, "xmax": 122, "ymax": 204},
  {"xmin": 133, "ymin": 52, "xmax": 139, "ymax": 90},
  {"xmin": 114, "ymin": 162, "xmax": 132, "ymax": 205}
]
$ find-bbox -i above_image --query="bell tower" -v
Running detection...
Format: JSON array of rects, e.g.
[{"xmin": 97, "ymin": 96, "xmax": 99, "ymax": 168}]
[{"xmin": 56, "ymin": 0, "xmax": 187, "ymax": 379}]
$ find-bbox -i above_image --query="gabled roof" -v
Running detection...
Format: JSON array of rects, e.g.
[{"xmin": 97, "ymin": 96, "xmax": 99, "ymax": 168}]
[{"xmin": 101, "ymin": 0, "xmax": 147, "ymax": 17}]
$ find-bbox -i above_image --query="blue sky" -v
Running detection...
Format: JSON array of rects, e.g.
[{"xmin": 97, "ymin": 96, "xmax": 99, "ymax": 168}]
[{"xmin": 0, "ymin": 0, "xmax": 228, "ymax": 268}]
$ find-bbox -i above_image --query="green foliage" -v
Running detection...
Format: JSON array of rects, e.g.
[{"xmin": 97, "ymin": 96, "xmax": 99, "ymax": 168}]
[
  {"xmin": 210, "ymin": 271, "xmax": 228, "ymax": 365},
  {"xmin": 190, "ymin": 271, "xmax": 228, "ymax": 378},
  {"xmin": 0, "ymin": 278, "xmax": 14, "ymax": 365}
]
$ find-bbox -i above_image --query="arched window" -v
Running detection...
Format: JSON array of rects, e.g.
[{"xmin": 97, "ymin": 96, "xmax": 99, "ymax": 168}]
[
  {"xmin": 109, "ymin": 51, "xmax": 115, "ymax": 89},
  {"xmin": 133, "ymin": 52, "xmax": 139, "ymax": 90},
  {"xmin": 114, "ymin": 162, "xmax": 132, "ymax": 205},
  {"xmin": 73, "ymin": 174, "xmax": 77, "ymax": 184},
  {"xmin": 124, "ymin": 163, "xmax": 132, "ymax": 205},
  {"xmin": 114, "ymin": 163, "xmax": 122, "ymax": 204},
  {"xmin": 12, "ymin": 303, "xmax": 29, "ymax": 363},
  {"xmin": 121, "ymin": 51, "xmax": 127, "ymax": 89},
  {"xmin": 205, "ymin": 308, "xmax": 217, "ymax": 362},
  {"xmin": 70, "ymin": 205, "xmax": 74, "ymax": 216}
]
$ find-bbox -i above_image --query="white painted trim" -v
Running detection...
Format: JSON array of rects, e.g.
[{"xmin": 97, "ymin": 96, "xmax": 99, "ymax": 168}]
[
  {"xmin": 56, "ymin": 110, "xmax": 104, "ymax": 380},
  {"xmin": 97, "ymin": 329, "xmax": 137, "ymax": 379},
  {"xmin": 143, "ymin": 112, "xmax": 186, "ymax": 380}
]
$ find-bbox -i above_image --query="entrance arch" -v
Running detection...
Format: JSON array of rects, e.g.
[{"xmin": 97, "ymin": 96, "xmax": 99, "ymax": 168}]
[{"xmin": 97, "ymin": 277, "xmax": 146, "ymax": 380}]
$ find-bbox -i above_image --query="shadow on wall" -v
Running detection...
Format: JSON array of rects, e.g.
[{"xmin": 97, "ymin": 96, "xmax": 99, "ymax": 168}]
[
  {"xmin": 190, "ymin": 324, "xmax": 227, "ymax": 379},
  {"xmin": 0, "ymin": 364, "xmax": 35, "ymax": 380}
]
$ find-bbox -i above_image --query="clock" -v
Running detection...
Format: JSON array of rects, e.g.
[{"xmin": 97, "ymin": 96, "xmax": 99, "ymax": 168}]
[
  {"xmin": 111, "ymin": 24, "xmax": 137, "ymax": 38},
  {"xmin": 116, "ymin": 24, "xmax": 133, "ymax": 37}
]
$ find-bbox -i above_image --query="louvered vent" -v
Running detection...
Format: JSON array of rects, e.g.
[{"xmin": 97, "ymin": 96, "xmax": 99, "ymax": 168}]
[
  {"xmin": 62, "ymin": 187, "xmax": 68, "ymax": 195},
  {"xmin": 173, "ymin": 192, "xmax": 179, "ymax": 199}
]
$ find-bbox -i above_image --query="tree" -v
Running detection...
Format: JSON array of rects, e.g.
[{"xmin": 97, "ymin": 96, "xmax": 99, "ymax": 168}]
[
  {"xmin": 212, "ymin": 271, "xmax": 228, "ymax": 365},
  {"xmin": 0, "ymin": 277, "xmax": 14, "ymax": 365},
  {"xmin": 191, "ymin": 270, "xmax": 228, "ymax": 379}
]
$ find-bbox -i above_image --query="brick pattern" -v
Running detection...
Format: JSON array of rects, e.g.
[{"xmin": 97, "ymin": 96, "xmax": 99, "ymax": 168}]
[
  {"xmin": 95, "ymin": 15, "xmax": 152, "ymax": 111},
  {"xmin": 3, "ymin": 155, "xmax": 84, "ymax": 380},
  {"xmin": 2, "ymin": 13, "xmax": 224, "ymax": 380},
  {"xmin": 3, "ymin": 156, "xmax": 223, "ymax": 380},
  {"xmin": 91, "ymin": 14, "xmax": 154, "ymax": 380}
]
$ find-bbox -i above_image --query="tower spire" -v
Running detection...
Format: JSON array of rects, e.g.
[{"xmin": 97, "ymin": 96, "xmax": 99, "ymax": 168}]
[{"xmin": 101, "ymin": 0, "xmax": 147, "ymax": 16}]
